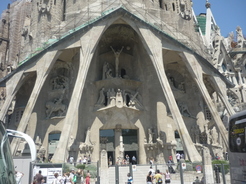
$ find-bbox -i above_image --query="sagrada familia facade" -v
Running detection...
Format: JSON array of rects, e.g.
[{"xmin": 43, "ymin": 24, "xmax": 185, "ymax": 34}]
[{"xmin": 0, "ymin": 0, "xmax": 245, "ymax": 164}]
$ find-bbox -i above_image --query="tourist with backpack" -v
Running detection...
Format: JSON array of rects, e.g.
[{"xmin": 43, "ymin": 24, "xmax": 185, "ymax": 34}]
[{"xmin": 154, "ymin": 170, "xmax": 163, "ymax": 184}]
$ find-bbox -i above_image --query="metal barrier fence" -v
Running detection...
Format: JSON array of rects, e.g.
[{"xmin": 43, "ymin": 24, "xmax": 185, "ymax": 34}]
[
  {"xmin": 106, "ymin": 162, "xmax": 231, "ymax": 184},
  {"xmin": 30, "ymin": 161, "xmax": 230, "ymax": 184},
  {"xmin": 31, "ymin": 161, "xmax": 99, "ymax": 184}
]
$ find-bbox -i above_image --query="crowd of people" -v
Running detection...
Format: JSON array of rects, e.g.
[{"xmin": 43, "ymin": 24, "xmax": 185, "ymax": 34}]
[
  {"xmin": 109, "ymin": 154, "xmax": 137, "ymax": 166},
  {"xmin": 31, "ymin": 169, "xmax": 91, "ymax": 184}
]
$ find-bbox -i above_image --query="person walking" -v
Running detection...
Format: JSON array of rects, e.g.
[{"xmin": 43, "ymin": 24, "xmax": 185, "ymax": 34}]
[
  {"xmin": 34, "ymin": 170, "xmax": 44, "ymax": 184},
  {"xmin": 167, "ymin": 156, "xmax": 175, "ymax": 174},
  {"xmin": 85, "ymin": 170, "xmax": 91, "ymax": 184},
  {"xmin": 164, "ymin": 170, "xmax": 171, "ymax": 184},
  {"xmin": 52, "ymin": 173, "xmax": 61, "ymax": 184},
  {"xmin": 126, "ymin": 173, "xmax": 133, "ymax": 184},
  {"xmin": 74, "ymin": 169, "xmax": 84, "ymax": 184},
  {"xmin": 154, "ymin": 170, "xmax": 163, "ymax": 184},
  {"xmin": 132, "ymin": 156, "xmax": 137, "ymax": 164},
  {"xmin": 146, "ymin": 171, "xmax": 153, "ymax": 184}
]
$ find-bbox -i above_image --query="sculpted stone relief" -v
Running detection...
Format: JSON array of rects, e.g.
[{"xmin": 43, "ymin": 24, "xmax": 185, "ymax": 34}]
[
  {"xmin": 177, "ymin": 101, "xmax": 192, "ymax": 117},
  {"xmin": 37, "ymin": 0, "xmax": 51, "ymax": 14},
  {"xmin": 95, "ymin": 88, "xmax": 143, "ymax": 110},
  {"xmin": 46, "ymin": 62, "xmax": 70, "ymax": 119},
  {"xmin": 45, "ymin": 92, "xmax": 67, "ymax": 119},
  {"xmin": 167, "ymin": 73, "xmax": 186, "ymax": 93},
  {"xmin": 79, "ymin": 127, "xmax": 94, "ymax": 155}
]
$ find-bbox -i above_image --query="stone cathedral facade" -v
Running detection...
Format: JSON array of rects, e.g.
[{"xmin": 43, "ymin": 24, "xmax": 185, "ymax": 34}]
[{"xmin": 0, "ymin": 0, "xmax": 245, "ymax": 164}]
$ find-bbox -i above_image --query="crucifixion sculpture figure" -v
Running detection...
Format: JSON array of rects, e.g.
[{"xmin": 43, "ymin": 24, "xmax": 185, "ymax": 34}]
[{"xmin": 110, "ymin": 46, "xmax": 124, "ymax": 77}]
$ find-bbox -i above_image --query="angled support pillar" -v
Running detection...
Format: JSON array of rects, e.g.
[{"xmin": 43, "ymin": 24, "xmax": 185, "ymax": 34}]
[
  {"xmin": 139, "ymin": 28, "xmax": 201, "ymax": 161},
  {"xmin": 11, "ymin": 50, "xmax": 61, "ymax": 153},
  {"xmin": 0, "ymin": 71, "xmax": 24, "ymax": 121},
  {"xmin": 180, "ymin": 52, "xmax": 228, "ymax": 149},
  {"xmin": 52, "ymin": 25, "xmax": 105, "ymax": 163},
  {"xmin": 209, "ymin": 76, "xmax": 235, "ymax": 116}
]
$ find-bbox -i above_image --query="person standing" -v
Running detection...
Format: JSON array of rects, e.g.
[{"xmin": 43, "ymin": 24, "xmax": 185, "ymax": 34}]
[
  {"xmin": 164, "ymin": 170, "xmax": 171, "ymax": 184},
  {"xmin": 154, "ymin": 170, "xmax": 163, "ymax": 184},
  {"xmin": 176, "ymin": 152, "xmax": 181, "ymax": 162},
  {"xmin": 64, "ymin": 172, "xmax": 73, "ymax": 184},
  {"xmin": 15, "ymin": 171, "xmax": 24, "ymax": 184},
  {"xmin": 146, "ymin": 171, "xmax": 153, "ymax": 184},
  {"xmin": 74, "ymin": 169, "xmax": 84, "ymax": 184},
  {"xmin": 132, "ymin": 156, "xmax": 137, "ymax": 164},
  {"xmin": 52, "ymin": 173, "xmax": 61, "ymax": 184},
  {"xmin": 69, "ymin": 156, "xmax": 74, "ymax": 164},
  {"xmin": 125, "ymin": 154, "xmax": 130, "ymax": 164},
  {"xmin": 126, "ymin": 173, "xmax": 133, "ymax": 184},
  {"xmin": 167, "ymin": 156, "xmax": 175, "ymax": 174},
  {"xmin": 34, "ymin": 170, "xmax": 44, "ymax": 184},
  {"xmin": 85, "ymin": 170, "xmax": 91, "ymax": 184},
  {"xmin": 149, "ymin": 166, "xmax": 155, "ymax": 179}
]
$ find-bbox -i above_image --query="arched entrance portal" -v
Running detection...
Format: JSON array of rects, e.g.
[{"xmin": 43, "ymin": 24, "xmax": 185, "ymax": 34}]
[{"xmin": 100, "ymin": 128, "xmax": 138, "ymax": 165}]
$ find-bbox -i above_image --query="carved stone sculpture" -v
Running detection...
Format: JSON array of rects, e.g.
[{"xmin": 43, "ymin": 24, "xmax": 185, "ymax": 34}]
[
  {"xmin": 211, "ymin": 126, "xmax": 219, "ymax": 145},
  {"xmin": 96, "ymin": 88, "xmax": 144, "ymax": 110},
  {"xmin": 79, "ymin": 127, "xmax": 94, "ymax": 155},
  {"xmin": 96, "ymin": 88, "xmax": 105, "ymax": 106},
  {"xmin": 51, "ymin": 75, "xmax": 69, "ymax": 90},
  {"xmin": 46, "ymin": 97, "xmax": 67, "ymax": 119},
  {"xmin": 110, "ymin": 46, "xmax": 124, "ymax": 77},
  {"xmin": 116, "ymin": 89, "xmax": 124, "ymax": 108},
  {"xmin": 178, "ymin": 101, "xmax": 192, "ymax": 117},
  {"xmin": 148, "ymin": 128, "xmax": 153, "ymax": 144}
]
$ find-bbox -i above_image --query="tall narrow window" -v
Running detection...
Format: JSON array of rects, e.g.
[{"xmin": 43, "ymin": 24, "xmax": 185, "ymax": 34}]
[
  {"xmin": 62, "ymin": 0, "xmax": 66, "ymax": 21},
  {"xmin": 159, "ymin": 0, "xmax": 163, "ymax": 9},
  {"xmin": 172, "ymin": 3, "xmax": 175, "ymax": 11},
  {"xmin": 165, "ymin": 4, "xmax": 168, "ymax": 11}
]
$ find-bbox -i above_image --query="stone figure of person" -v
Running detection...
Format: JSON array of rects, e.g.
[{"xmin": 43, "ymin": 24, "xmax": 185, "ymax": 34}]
[
  {"xmin": 109, "ymin": 88, "xmax": 116, "ymax": 106},
  {"xmin": 211, "ymin": 126, "xmax": 218, "ymax": 145},
  {"xmin": 102, "ymin": 62, "xmax": 108, "ymax": 80},
  {"xmin": 96, "ymin": 88, "xmax": 105, "ymax": 106},
  {"xmin": 148, "ymin": 128, "xmax": 153, "ymax": 144},
  {"xmin": 116, "ymin": 89, "xmax": 124, "ymax": 108},
  {"xmin": 110, "ymin": 46, "xmax": 124, "ymax": 77}
]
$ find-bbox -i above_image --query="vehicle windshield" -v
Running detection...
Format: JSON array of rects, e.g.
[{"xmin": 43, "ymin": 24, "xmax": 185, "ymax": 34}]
[{"xmin": 0, "ymin": 122, "xmax": 16, "ymax": 184}]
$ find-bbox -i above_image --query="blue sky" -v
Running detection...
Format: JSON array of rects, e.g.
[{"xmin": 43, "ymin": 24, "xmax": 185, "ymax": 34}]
[{"xmin": 0, "ymin": 0, "xmax": 245, "ymax": 37}]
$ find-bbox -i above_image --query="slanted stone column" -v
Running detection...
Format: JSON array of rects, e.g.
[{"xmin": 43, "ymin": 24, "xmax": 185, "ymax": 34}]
[
  {"xmin": 114, "ymin": 124, "xmax": 123, "ymax": 164},
  {"xmin": 100, "ymin": 150, "xmax": 109, "ymax": 184},
  {"xmin": 138, "ymin": 28, "xmax": 201, "ymax": 162},
  {"xmin": 202, "ymin": 147, "xmax": 215, "ymax": 184},
  {"xmin": 52, "ymin": 25, "xmax": 105, "ymax": 163},
  {"xmin": 180, "ymin": 52, "xmax": 228, "ymax": 149},
  {"xmin": 0, "ymin": 71, "xmax": 23, "ymax": 121},
  {"xmin": 209, "ymin": 76, "xmax": 235, "ymax": 116},
  {"xmin": 10, "ymin": 50, "xmax": 61, "ymax": 153}
]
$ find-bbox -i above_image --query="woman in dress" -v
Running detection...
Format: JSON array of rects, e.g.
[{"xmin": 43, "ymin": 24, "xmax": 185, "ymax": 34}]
[{"xmin": 85, "ymin": 170, "xmax": 91, "ymax": 184}]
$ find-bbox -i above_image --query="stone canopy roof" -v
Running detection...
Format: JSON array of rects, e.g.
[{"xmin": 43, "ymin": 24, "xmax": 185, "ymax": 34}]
[{"xmin": 0, "ymin": 6, "xmax": 233, "ymax": 88}]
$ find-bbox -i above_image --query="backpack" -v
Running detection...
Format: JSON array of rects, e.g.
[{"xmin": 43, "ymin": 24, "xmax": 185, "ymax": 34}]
[
  {"xmin": 158, "ymin": 178, "xmax": 163, "ymax": 184},
  {"xmin": 73, "ymin": 175, "xmax": 77, "ymax": 182}
]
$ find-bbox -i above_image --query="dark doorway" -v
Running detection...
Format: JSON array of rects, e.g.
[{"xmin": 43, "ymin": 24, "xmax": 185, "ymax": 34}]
[{"xmin": 124, "ymin": 151, "xmax": 137, "ymax": 164}]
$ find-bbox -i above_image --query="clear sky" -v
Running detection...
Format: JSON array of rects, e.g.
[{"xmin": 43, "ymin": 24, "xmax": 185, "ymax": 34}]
[
  {"xmin": 0, "ymin": 0, "xmax": 245, "ymax": 37},
  {"xmin": 192, "ymin": 0, "xmax": 246, "ymax": 37}
]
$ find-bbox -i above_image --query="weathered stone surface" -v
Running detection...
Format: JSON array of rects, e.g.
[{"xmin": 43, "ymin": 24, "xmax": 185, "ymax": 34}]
[{"xmin": 0, "ymin": 0, "xmax": 245, "ymax": 168}]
